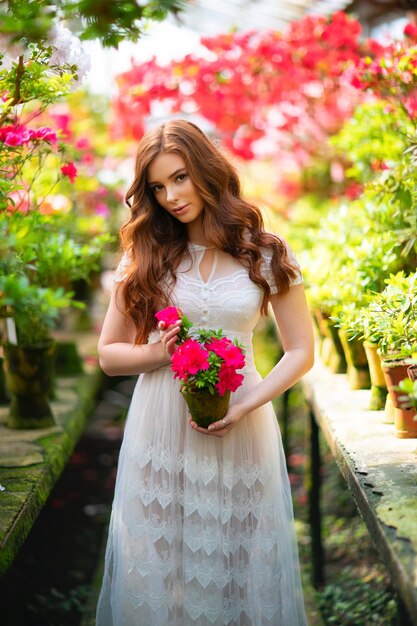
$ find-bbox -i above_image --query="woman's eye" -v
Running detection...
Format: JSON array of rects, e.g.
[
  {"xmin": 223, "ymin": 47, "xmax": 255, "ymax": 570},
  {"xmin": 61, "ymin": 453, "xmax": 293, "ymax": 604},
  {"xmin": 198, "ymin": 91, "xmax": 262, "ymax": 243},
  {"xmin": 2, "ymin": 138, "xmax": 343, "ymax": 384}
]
[
  {"xmin": 176, "ymin": 173, "xmax": 187, "ymax": 182},
  {"xmin": 151, "ymin": 185, "xmax": 162, "ymax": 193}
]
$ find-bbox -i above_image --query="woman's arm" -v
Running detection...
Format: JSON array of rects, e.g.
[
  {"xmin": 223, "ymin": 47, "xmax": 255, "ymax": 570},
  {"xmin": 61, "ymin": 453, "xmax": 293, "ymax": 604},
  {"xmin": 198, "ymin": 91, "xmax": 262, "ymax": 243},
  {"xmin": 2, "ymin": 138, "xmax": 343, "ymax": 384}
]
[
  {"xmin": 191, "ymin": 283, "xmax": 314, "ymax": 436},
  {"xmin": 98, "ymin": 283, "xmax": 179, "ymax": 376}
]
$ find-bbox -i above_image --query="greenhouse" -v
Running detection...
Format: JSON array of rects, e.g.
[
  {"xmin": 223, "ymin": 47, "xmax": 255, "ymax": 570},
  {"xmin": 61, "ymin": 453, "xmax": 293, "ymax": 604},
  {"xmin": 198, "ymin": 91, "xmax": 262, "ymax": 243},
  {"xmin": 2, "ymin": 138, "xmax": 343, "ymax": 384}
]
[{"xmin": 0, "ymin": 1, "xmax": 416, "ymax": 625}]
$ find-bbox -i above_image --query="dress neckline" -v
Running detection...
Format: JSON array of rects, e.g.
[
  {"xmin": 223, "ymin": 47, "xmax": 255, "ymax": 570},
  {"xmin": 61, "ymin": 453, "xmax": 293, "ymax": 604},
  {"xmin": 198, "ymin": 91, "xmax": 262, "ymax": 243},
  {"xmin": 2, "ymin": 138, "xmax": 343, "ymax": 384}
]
[{"xmin": 188, "ymin": 242, "xmax": 217, "ymax": 251}]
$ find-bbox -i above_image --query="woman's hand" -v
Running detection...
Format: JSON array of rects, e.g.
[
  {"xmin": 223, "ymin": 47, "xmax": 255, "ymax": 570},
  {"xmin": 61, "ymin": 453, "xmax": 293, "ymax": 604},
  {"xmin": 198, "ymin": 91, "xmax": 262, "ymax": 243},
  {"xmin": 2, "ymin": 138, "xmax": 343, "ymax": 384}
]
[
  {"xmin": 189, "ymin": 403, "xmax": 246, "ymax": 438},
  {"xmin": 158, "ymin": 320, "xmax": 182, "ymax": 357}
]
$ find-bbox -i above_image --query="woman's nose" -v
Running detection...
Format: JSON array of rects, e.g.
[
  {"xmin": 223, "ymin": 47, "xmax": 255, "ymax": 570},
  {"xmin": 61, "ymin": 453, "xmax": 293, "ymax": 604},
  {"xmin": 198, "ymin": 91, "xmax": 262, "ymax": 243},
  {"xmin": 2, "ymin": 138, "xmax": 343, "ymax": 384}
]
[{"xmin": 166, "ymin": 185, "xmax": 178, "ymax": 202}]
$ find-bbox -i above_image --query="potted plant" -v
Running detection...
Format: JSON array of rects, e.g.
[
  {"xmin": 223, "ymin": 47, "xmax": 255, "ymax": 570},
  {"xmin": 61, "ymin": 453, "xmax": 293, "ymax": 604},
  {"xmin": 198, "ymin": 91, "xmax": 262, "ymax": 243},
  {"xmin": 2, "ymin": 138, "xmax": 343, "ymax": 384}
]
[
  {"xmin": 0, "ymin": 274, "xmax": 83, "ymax": 429},
  {"xmin": 358, "ymin": 271, "xmax": 417, "ymax": 436},
  {"xmin": 155, "ymin": 307, "xmax": 246, "ymax": 429},
  {"xmin": 342, "ymin": 306, "xmax": 388, "ymax": 411}
]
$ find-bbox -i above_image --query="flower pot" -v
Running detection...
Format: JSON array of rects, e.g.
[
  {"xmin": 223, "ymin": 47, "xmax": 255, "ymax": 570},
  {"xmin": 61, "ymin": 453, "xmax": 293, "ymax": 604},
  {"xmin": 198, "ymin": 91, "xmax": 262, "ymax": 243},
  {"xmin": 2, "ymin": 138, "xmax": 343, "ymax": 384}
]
[
  {"xmin": 182, "ymin": 389, "xmax": 231, "ymax": 429},
  {"xmin": 363, "ymin": 341, "xmax": 387, "ymax": 411},
  {"xmin": 408, "ymin": 364, "xmax": 417, "ymax": 382},
  {"xmin": 383, "ymin": 393, "xmax": 395, "ymax": 425},
  {"xmin": 381, "ymin": 356, "xmax": 417, "ymax": 438},
  {"xmin": 3, "ymin": 341, "xmax": 56, "ymax": 429},
  {"xmin": 55, "ymin": 340, "xmax": 84, "ymax": 376},
  {"xmin": 314, "ymin": 310, "xmax": 347, "ymax": 373},
  {"xmin": 393, "ymin": 407, "xmax": 417, "ymax": 439},
  {"xmin": 338, "ymin": 330, "xmax": 370, "ymax": 390}
]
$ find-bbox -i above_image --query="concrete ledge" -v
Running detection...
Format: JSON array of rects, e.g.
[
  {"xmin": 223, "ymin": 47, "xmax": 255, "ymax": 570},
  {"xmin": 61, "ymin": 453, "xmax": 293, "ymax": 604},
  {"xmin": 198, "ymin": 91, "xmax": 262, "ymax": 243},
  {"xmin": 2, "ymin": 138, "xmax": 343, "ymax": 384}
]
[
  {"xmin": 0, "ymin": 345, "xmax": 103, "ymax": 578},
  {"xmin": 303, "ymin": 360, "xmax": 417, "ymax": 624}
]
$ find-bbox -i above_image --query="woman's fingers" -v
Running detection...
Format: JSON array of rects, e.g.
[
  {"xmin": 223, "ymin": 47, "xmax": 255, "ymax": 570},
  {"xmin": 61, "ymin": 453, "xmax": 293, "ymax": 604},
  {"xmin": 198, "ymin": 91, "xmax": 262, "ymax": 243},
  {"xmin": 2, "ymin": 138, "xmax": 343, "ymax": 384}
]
[
  {"xmin": 159, "ymin": 320, "xmax": 182, "ymax": 355},
  {"xmin": 188, "ymin": 416, "xmax": 231, "ymax": 438}
]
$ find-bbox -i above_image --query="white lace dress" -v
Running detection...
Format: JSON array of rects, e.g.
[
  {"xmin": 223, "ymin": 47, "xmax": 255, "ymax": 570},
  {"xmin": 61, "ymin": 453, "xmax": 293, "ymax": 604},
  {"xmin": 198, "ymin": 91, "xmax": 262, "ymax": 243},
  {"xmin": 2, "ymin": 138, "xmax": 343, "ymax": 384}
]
[{"xmin": 96, "ymin": 243, "xmax": 308, "ymax": 626}]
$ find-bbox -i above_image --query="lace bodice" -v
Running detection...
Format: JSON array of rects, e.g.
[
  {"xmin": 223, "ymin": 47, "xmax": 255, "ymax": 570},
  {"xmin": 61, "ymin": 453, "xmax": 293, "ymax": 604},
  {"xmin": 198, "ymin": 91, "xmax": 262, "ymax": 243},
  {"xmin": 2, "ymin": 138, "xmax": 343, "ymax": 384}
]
[{"xmin": 114, "ymin": 242, "xmax": 303, "ymax": 372}]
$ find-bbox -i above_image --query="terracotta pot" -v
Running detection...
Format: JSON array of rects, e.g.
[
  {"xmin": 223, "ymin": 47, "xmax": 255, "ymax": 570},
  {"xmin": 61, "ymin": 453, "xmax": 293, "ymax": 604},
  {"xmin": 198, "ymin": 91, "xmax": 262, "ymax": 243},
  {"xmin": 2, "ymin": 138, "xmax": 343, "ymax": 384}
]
[
  {"xmin": 3, "ymin": 341, "xmax": 56, "ymax": 429},
  {"xmin": 383, "ymin": 393, "xmax": 395, "ymax": 425},
  {"xmin": 408, "ymin": 364, "xmax": 417, "ymax": 382},
  {"xmin": 363, "ymin": 341, "xmax": 387, "ymax": 411},
  {"xmin": 182, "ymin": 389, "xmax": 231, "ymax": 429},
  {"xmin": 381, "ymin": 356, "xmax": 417, "ymax": 438},
  {"xmin": 393, "ymin": 407, "xmax": 417, "ymax": 439},
  {"xmin": 338, "ymin": 330, "xmax": 370, "ymax": 390},
  {"xmin": 381, "ymin": 356, "xmax": 412, "ymax": 408}
]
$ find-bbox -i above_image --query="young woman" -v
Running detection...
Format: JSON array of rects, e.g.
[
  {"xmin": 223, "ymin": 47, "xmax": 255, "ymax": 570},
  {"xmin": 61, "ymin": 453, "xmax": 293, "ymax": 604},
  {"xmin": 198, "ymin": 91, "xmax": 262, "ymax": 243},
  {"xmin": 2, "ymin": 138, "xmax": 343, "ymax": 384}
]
[{"xmin": 96, "ymin": 119, "xmax": 314, "ymax": 626}]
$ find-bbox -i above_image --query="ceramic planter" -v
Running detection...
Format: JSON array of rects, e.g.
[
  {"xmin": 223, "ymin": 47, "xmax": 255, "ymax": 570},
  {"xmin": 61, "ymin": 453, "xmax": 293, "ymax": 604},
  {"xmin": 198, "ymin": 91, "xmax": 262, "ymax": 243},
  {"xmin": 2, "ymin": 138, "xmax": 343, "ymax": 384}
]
[
  {"xmin": 338, "ymin": 330, "xmax": 370, "ymax": 390},
  {"xmin": 381, "ymin": 356, "xmax": 417, "ymax": 438},
  {"xmin": 3, "ymin": 341, "xmax": 56, "ymax": 429},
  {"xmin": 182, "ymin": 389, "xmax": 231, "ymax": 429},
  {"xmin": 363, "ymin": 341, "xmax": 387, "ymax": 411},
  {"xmin": 314, "ymin": 310, "xmax": 347, "ymax": 373}
]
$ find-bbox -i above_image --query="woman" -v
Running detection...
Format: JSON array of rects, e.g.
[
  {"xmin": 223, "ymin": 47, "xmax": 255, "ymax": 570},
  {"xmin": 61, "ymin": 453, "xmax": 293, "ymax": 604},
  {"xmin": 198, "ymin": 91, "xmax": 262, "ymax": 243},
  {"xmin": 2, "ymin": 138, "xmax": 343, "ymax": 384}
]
[{"xmin": 96, "ymin": 119, "xmax": 314, "ymax": 626}]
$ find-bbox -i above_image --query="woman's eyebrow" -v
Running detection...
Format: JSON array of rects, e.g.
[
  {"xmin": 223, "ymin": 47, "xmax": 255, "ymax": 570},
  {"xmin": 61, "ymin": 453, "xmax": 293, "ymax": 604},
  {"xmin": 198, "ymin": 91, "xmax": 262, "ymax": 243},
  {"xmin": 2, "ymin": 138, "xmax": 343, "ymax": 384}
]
[{"xmin": 148, "ymin": 168, "xmax": 186, "ymax": 185}]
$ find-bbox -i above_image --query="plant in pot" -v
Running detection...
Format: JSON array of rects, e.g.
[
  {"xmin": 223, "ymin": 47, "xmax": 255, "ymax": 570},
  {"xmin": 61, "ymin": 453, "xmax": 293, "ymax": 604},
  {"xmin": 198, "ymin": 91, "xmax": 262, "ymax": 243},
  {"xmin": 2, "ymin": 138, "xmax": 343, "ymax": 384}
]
[
  {"xmin": 303, "ymin": 247, "xmax": 347, "ymax": 374},
  {"xmin": 5, "ymin": 209, "xmax": 112, "ymax": 373},
  {"xmin": 0, "ymin": 274, "xmax": 83, "ymax": 429},
  {"xmin": 360, "ymin": 271, "xmax": 417, "ymax": 437},
  {"xmin": 155, "ymin": 307, "xmax": 246, "ymax": 429},
  {"xmin": 331, "ymin": 271, "xmax": 371, "ymax": 391},
  {"xmin": 342, "ymin": 302, "xmax": 389, "ymax": 411}
]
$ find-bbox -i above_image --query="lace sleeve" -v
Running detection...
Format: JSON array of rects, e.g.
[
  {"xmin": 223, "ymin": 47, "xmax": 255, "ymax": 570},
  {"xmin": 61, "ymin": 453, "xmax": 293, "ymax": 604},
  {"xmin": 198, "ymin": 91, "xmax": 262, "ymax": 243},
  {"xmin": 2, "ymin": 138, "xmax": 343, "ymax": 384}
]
[
  {"xmin": 113, "ymin": 251, "xmax": 132, "ymax": 283},
  {"xmin": 261, "ymin": 245, "xmax": 303, "ymax": 295}
]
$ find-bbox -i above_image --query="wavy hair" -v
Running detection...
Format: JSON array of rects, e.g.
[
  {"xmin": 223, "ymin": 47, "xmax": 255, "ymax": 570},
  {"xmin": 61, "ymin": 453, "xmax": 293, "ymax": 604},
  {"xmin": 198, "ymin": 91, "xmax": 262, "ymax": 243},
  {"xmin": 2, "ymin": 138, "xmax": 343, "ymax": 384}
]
[{"xmin": 119, "ymin": 119, "xmax": 299, "ymax": 344}]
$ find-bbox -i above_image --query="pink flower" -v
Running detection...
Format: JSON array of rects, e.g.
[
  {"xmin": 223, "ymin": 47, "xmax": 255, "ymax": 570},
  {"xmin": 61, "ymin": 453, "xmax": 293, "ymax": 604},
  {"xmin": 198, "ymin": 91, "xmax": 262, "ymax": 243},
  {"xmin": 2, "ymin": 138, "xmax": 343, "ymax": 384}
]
[
  {"xmin": 95, "ymin": 202, "xmax": 110, "ymax": 217},
  {"xmin": 215, "ymin": 364, "xmax": 244, "ymax": 396},
  {"xmin": 4, "ymin": 131, "xmax": 24, "ymax": 146},
  {"xmin": 155, "ymin": 306, "xmax": 182, "ymax": 327},
  {"xmin": 61, "ymin": 162, "xmax": 77, "ymax": 183},
  {"xmin": 34, "ymin": 127, "xmax": 57, "ymax": 143},
  {"xmin": 206, "ymin": 337, "xmax": 245, "ymax": 369},
  {"xmin": 171, "ymin": 339, "xmax": 210, "ymax": 380}
]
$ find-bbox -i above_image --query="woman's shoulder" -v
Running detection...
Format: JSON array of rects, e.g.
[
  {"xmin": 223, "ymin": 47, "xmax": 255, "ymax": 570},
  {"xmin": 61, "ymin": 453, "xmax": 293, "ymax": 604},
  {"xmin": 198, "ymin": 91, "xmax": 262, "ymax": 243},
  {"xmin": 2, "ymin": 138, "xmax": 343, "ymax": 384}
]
[
  {"xmin": 259, "ymin": 235, "xmax": 303, "ymax": 290},
  {"xmin": 113, "ymin": 249, "xmax": 133, "ymax": 283}
]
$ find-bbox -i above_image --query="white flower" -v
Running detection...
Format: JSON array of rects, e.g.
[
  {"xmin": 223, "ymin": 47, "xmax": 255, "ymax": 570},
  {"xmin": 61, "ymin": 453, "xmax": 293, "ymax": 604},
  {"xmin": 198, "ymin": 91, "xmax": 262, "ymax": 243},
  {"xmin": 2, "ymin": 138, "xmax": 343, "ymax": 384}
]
[
  {"xmin": 0, "ymin": 484, "xmax": 5, "ymax": 492},
  {"xmin": 48, "ymin": 22, "xmax": 91, "ymax": 86}
]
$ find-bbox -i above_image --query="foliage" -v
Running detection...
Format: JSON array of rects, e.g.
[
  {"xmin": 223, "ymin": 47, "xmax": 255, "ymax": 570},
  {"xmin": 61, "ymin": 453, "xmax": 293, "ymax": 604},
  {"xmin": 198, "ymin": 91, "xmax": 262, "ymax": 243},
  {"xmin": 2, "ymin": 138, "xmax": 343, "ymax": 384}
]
[
  {"xmin": 0, "ymin": 274, "xmax": 82, "ymax": 346},
  {"xmin": 398, "ymin": 374, "xmax": 417, "ymax": 410},
  {"xmin": 317, "ymin": 570, "xmax": 397, "ymax": 625},
  {"xmin": 2, "ymin": 209, "xmax": 110, "ymax": 287},
  {"xmin": 0, "ymin": 0, "xmax": 186, "ymax": 48},
  {"xmin": 351, "ymin": 272, "xmax": 417, "ymax": 356}
]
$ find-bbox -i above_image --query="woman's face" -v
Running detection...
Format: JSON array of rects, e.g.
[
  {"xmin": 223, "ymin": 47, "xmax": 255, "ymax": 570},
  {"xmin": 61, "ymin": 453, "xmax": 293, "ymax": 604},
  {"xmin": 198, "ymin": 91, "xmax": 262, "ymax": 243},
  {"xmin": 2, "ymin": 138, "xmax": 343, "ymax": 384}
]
[{"xmin": 147, "ymin": 152, "xmax": 205, "ymax": 227}]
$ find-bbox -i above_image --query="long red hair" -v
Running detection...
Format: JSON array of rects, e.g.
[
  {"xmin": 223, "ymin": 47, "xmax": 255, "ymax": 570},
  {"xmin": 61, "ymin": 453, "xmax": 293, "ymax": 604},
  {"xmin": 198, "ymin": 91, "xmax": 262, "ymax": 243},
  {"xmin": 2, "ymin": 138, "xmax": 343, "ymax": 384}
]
[{"xmin": 119, "ymin": 119, "xmax": 298, "ymax": 344}]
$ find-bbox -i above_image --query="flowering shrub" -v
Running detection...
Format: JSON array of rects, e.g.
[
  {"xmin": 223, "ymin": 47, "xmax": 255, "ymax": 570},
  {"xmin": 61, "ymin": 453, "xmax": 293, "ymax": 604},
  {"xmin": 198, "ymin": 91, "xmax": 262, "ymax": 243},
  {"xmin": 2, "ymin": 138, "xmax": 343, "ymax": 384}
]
[{"xmin": 155, "ymin": 307, "xmax": 246, "ymax": 396}]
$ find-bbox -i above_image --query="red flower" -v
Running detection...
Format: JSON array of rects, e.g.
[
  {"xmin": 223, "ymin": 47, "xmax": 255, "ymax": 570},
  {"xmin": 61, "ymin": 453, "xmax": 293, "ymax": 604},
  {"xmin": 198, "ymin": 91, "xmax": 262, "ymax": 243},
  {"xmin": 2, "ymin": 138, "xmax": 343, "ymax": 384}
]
[
  {"xmin": 155, "ymin": 306, "xmax": 183, "ymax": 327},
  {"xmin": 61, "ymin": 162, "xmax": 77, "ymax": 183},
  {"xmin": 404, "ymin": 23, "xmax": 417, "ymax": 41},
  {"xmin": 215, "ymin": 364, "xmax": 244, "ymax": 396},
  {"xmin": 206, "ymin": 337, "xmax": 245, "ymax": 369},
  {"xmin": 171, "ymin": 339, "xmax": 210, "ymax": 380}
]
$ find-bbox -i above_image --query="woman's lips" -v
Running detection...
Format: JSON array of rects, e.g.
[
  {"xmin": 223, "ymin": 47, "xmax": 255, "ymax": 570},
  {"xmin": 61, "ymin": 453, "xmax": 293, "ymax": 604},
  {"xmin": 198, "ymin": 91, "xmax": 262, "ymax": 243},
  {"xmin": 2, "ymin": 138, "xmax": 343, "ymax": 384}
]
[{"xmin": 173, "ymin": 204, "xmax": 189, "ymax": 215}]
